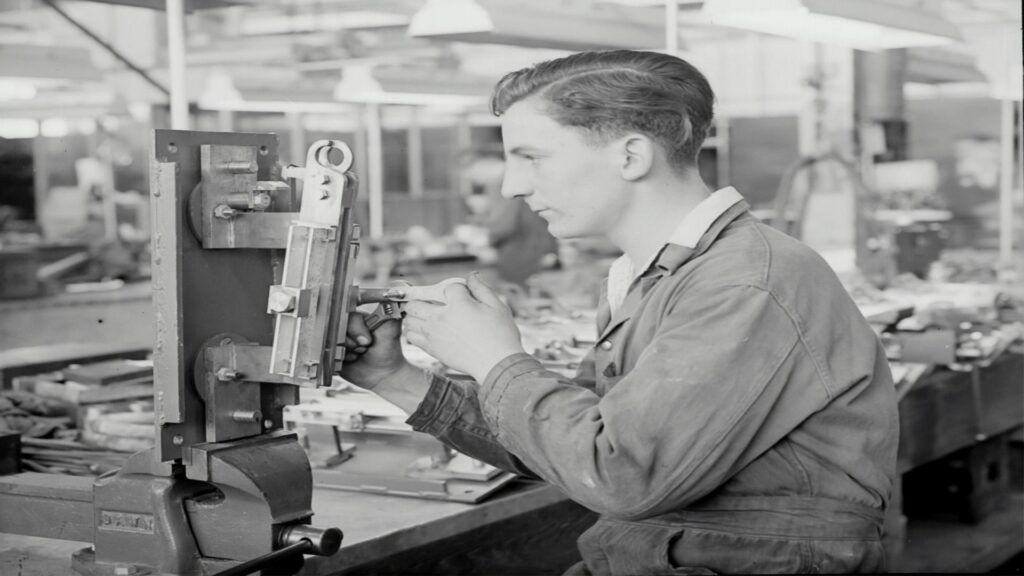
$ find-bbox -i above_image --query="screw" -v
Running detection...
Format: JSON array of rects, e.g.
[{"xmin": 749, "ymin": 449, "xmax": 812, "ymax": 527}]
[
  {"xmin": 268, "ymin": 290, "xmax": 296, "ymax": 313},
  {"xmin": 172, "ymin": 435, "xmax": 184, "ymax": 446},
  {"xmin": 216, "ymin": 368, "xmax": 240, "ymax": 381},
  {"xmin": 303, "ymin": 362, "xmax": 320, "ymax": 378},
  {"xmin": 252, "ymin": 192, "xmax": 272, "ymax": 210},
  {"xmin": 319, "ymin": 188, "xmax": 331, "ymax": 200},
  {"xmin": 222, "ymin": 160, "xmax": 257, "ymax": 174},
  {"xmin": 231, "ymin": 410, "xmax": 262, "ymax": 423},
  {"xmin": 263, "ymin": 419, "xmax": 274, "ymax": 430},
  {"xmin": 318, "ymin": 174, "xmax": 331, "ymax": 185},
  {"xmin": 214, "ymin": 204, "xmax": 237, "ymax": 220}
]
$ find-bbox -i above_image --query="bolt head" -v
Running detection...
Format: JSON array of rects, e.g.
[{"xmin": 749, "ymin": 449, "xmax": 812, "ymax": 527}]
[
  {"xmin": 214, "ymin": 204, "xmax": 237, "ymax": 219},
  {"xmin": 216, "ymin": 368, "xmax": 240, "ymax": 381},
  {"xmin": 268, "ymin": 290, "xmax": 296, "ymax": 313},
  {"xmin": 252, "ymin": 192, "xmax": 272, "ymax": 210},
  {"xmin": 319, "ymin": 188, "xmax": 331, "ymax": 199},
  {"xmin": 172, "ymin": 435, "xmax": 184, "ymax": 446},
  {"xmin": 318, "ymin": 174, "xmax": 331, "ymax": 185},
  {"xmin": 263, "ymin": 419, "xmax": 274, "ymax": 429}
]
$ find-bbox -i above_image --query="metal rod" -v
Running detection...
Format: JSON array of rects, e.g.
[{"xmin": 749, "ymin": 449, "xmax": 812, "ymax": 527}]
[
  {"xmin": 408, "ymin": 106, "xmax": 424, "ymax": 198},
  {"xmin": 213, "ymin": 539, "xmax": 313, "ymax": 576},
  {"xmin": 166, "ymin": 0, "xmax": 189, "ymax": 129},
  {"xmin": 665, "ymin": 0, "xmax": 679, "ymax": 55},
  {"xmin": 999, "ymin": 97, "xmax": 1015, "ymax": 272},
  {"xmin": 366, "ymin": 103, "xmax": 384, "ymax": 238},
  {"xmin": 39, "ymin": 0, "xmax": 169, "ymax": 97}
]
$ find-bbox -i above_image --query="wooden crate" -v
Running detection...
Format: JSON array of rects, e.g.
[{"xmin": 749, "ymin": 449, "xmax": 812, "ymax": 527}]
[
  {"xmin": 899, "ymin": 352, "xmax": 1024, "ymax": 471},
  {"xmin": 903, "ymin": 434, "xmax": 1010, "ymax": 524}
]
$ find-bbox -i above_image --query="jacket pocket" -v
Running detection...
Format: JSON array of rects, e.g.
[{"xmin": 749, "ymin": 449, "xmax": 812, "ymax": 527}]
[
  {"xmin": 670, "ymin": 528, "xmax": 805, "ymax": 574},
  {"xmin": 578, "ymin": 518, "xmax": 716, "ymax": 576}
]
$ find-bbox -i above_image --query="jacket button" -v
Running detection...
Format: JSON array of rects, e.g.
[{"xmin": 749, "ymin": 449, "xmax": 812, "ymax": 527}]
[{"xmin": 599, "ymin": 340, "xmax": 612, "ymax": 351}]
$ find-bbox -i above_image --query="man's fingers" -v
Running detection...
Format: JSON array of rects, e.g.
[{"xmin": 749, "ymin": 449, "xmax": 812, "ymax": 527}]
[
  {"xmin": 347, "ymin": 312, "xmax": 373, "ymax": 346},
  {"xmin": 466, "ymin": 272, "xmax": 503, "ymax": 307},
  {"xmin": 443, "ymin": 281, "xmax": 472, "ymax": 303},
  {"xmin": 400, "ymin": 285, "xmax": 443, "ymax": 303},
  {"xmin": 404, "ymin": 327, "xmax": 427, "ymax": 349},
  {"xmin": 403, "ymin": 300, "xmax": 439, "ymax": 319},
  {"xmin": 401, "ymin": 277, "xmax": 466, "ymax": 304}
]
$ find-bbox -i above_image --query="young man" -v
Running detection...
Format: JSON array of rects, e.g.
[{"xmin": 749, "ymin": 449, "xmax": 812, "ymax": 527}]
[
  {"xmin": 342, "ymin": 50, "xmax": 898, "ymax": 575},
  {"xmin": 460, "ymin": 146, "xmax": 560, "ymax": 287}
]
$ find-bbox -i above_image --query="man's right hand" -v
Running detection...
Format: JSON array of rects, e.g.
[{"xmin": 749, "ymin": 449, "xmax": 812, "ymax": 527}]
[{"xmin": 339, "ymin": 312, "xmax": 408, "ymax": 390}]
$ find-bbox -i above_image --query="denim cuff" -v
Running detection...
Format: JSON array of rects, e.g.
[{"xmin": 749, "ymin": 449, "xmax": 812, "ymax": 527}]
[
  {"xmin": 480, "ymin": 353, "xmax": 546, "ymax": 430},
  {"xmin": 405, "ymin": 370, "xmax": 459, "ymax": 435}
]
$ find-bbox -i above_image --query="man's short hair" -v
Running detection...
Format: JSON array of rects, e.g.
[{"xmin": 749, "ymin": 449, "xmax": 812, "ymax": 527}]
[{"xmin": 490, "ymin": 50, "xmax": 715, "ymax": 173}]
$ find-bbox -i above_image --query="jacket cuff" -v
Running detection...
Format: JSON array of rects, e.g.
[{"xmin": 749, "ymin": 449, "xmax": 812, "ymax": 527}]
[
  {"xmin": 480, "ymin": 353, "xmax": 546, "ymax": 430},
  {"xmin": 405, "ymin": 370, "xmax": 460, "ymax": 435}
]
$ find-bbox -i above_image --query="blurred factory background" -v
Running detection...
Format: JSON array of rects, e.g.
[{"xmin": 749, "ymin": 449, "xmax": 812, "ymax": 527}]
[{"xmin": 0, "ymin": 1, "xmax": 1022, "ymax": 574}]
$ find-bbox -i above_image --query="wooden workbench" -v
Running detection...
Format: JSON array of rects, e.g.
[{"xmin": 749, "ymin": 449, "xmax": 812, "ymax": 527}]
[
  {"xmin": 0, "ymin": 480, "xmax": 595, "ymax": 576},
  {"xmin": 1, "ymin": 351, "xmax": 1021, "ymax": 574},
  {"xmin": 0, "ymin": 281, "xmax": 152, "ymax": 351}
]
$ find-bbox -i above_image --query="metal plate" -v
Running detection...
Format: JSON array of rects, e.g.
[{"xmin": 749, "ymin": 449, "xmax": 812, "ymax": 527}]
[{"xmin": 151, "ymin": 130, "xmax": 280, "ymax": 462}]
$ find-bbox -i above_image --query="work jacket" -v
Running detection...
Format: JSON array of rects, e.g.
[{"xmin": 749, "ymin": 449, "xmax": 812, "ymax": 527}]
[{"xmin": 407, "ymin": 200, "xmax": 899, "ymax": 574}]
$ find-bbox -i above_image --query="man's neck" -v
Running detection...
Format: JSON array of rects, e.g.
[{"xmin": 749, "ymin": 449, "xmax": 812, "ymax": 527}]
[{"xmin": 609, "ymin": 169, "xmax": 712, "ymax": 266}]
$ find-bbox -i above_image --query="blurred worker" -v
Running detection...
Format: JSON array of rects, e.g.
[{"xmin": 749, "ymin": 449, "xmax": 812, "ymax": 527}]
[
  {"xmin": 342, "ymin": 50, "xmax": 897, "ymax": 575},
  {"xmin": 459, "ymin": 146, "xmax": 559, "ymax": 287}
]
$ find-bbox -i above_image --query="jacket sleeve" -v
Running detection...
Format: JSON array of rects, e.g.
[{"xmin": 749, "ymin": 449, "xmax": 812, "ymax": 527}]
[
  {"xmin": 406, "ymin": 371, "xmax": 539, "ymax": 477},
  {"xmin": 476, "ymin": 284, "xmax": 832, "ymax": 519}
]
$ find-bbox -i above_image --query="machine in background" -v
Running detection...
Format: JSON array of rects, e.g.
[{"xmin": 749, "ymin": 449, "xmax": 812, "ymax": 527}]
[{"xmin": 0, "ymin": 131, "xmax": 402, "ymax": 575}]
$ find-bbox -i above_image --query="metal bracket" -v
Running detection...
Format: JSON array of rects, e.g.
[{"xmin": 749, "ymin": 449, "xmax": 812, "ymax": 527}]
[
  {"xmin": 189, "ymin": 144, "xmax": 295, "ymax": 250},
  {"xmin": 268, "ymin": 140, "xmax": 360, "ymax": 387}
]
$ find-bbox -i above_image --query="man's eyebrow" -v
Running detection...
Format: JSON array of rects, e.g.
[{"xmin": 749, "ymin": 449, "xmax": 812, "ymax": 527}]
[{"xmin": 508, "ymin": 146, "xmax": 543, "ymax": 157}]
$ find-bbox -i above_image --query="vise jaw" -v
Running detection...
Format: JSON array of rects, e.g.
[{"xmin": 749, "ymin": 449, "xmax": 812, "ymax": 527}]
[{"xmin": 73, "ymin": 432, "xmax": 335, "ymax": 575}]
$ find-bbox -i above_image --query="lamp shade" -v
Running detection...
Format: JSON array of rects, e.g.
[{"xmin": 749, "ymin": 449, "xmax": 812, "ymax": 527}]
[
  {"xmin": 408, "ymin": 0, "xmax": 672, "ymax": 51},
  {"xmin": 702, "ymin": 0, "xmax": 962, "ymax": 50}
]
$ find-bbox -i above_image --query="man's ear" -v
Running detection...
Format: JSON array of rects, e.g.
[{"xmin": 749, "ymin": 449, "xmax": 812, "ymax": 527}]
[{"xmin": 619, "ymin": 134, "xmax": 654, "ymax": 181}]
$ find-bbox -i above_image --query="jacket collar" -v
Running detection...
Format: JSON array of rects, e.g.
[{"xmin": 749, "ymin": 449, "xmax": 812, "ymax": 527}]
[{"xmin": 596, "ymin": 199, "xmax": 751, "ymax": 341}]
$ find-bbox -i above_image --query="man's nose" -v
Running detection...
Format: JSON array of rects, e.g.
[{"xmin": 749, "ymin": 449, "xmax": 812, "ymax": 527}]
[{"xmin": 500, "ymin": 168, "xmax": 529, "ymax": 199}]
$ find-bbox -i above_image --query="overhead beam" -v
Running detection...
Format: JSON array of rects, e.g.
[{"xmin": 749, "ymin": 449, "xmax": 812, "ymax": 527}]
[{"xmin": 39, "ymin": 0, "xmax": 169, "ymax": 97}]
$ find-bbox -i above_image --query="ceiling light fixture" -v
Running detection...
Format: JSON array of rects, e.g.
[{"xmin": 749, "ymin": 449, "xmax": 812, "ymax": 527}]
[
  {"xmin": 702, "ymin": 0, "xmax": 962, "ymax": 51},
  {"xmin": 332, "ymin": 64, "xmax": 486, "ymax": 107},
  {"xmin": 408, "ymin": 0, "xmax": 672, "ymax": 51}
]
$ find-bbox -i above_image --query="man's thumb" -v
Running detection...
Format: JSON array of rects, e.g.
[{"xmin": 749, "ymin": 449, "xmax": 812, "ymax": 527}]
[{"xmin": 466, "ymin": 272, "xmax": 503, "ymax": 307}]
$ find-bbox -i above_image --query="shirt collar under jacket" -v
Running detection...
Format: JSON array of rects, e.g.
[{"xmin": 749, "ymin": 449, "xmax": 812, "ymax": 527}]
[{"xmin": 607, "ymin": 186, "xmax": 744, "ymax": 315}]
